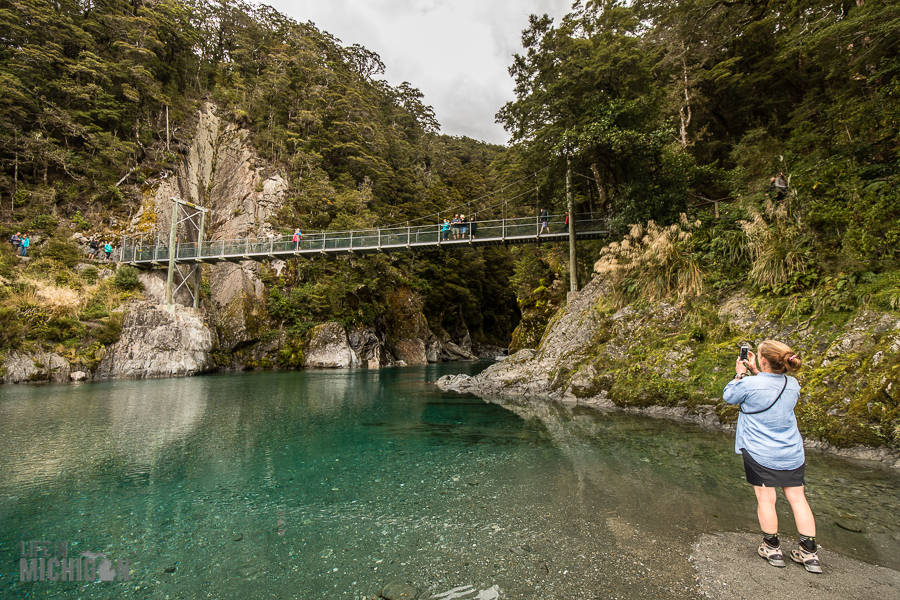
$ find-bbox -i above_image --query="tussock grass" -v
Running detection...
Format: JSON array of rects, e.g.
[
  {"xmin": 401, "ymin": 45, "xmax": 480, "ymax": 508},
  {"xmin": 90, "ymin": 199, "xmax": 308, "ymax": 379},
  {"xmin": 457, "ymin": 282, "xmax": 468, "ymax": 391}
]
[
  {"xmin": 5, "ymin": 278, "xmax": 85, "ymax": 317},
  {"xmin": 741, "ymin": 200, "xmax": 812, "ymax": 292},
  {"xmin": 594, "ymin": 214, "xmax": 704, "ymax": 306}
]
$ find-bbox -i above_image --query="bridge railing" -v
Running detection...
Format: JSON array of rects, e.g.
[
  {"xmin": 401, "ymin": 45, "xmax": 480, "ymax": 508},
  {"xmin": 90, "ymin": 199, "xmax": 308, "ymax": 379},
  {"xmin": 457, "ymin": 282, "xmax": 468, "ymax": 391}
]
[{"xmin": 120, "ymin": 214, "xmax": 608, "ymax": 262}]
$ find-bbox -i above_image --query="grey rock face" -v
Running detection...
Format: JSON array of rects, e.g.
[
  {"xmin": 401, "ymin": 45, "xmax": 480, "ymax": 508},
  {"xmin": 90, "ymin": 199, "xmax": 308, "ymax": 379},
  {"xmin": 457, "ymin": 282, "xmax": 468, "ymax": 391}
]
[
  {"xmin": 131, "ymin": 103, "xmax": 288, "ymax": 352},
  {"xmin": 304, "ymin": 322, "xmax": 360, "ymax": 369},
  {"xmin": 97, "ymin": 302, "xmax": 215, "ymax": 379},
  {"xmin": 2, "ymin": 352, "xmax": 71, "ymax": 384},
  {"xmin": 391, "ymin": 338, "xmax": 428, "ymax": 366},
  {"xmin": 425, "ymin": 336, "xmax": 442, "ymax": 363},
  {"xmin": 349, "ymin": 326, "xmax": 391, "ymax": 368}
]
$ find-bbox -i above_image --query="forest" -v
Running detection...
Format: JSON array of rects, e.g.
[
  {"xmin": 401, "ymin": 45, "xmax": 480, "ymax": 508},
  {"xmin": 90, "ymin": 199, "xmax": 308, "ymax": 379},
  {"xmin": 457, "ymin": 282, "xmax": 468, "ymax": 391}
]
[{"xmin": 0, "ymin": 0, "xmax": 898, "ymax": 405}]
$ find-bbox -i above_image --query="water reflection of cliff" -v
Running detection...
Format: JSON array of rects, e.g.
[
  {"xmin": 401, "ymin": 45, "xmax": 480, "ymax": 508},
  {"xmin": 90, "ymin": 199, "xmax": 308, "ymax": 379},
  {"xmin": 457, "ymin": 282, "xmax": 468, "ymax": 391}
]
[
  {"xmin": 0, "ymin": 379, "xmax": 208, "ymax": 492},
  {"xmin": 108, "ymin": 379, "xmax": 208, "ymax": 464},
  {"xmin": 299, "ymin": 370, "xmax": 378, "ymax": 415}
]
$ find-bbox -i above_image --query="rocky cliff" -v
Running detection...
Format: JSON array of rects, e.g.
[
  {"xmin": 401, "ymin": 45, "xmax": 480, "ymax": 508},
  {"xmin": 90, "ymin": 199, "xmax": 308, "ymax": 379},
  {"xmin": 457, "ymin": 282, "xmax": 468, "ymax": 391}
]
[
  {"xmin": 439, "ymin": 275, "xmax": 900, "ymax": 468},
  {"xmin": 96, "ymin": 302, "xmax": 215, "ymax": 379},
  {"xmin": 129, "ymin": 102, "xmax": 287, "ymax": 356},
  {"xmin": 118, "ymin": 103, "xmax": 487, "ymax": 372}
]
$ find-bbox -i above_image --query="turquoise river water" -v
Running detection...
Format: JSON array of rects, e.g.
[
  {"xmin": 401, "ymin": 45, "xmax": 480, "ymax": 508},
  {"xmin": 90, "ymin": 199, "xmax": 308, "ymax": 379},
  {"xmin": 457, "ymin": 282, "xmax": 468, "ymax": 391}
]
[{"xmin": 1, "ymin": 362, "xmax": 898, "ymax": 600}]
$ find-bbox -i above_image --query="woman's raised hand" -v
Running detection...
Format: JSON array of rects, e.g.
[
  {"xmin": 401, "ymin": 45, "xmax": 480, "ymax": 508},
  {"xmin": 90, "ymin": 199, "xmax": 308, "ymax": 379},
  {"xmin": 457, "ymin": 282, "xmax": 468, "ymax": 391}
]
[{"xmin": 745, "ymin": 350, "xmax": 760, "ymax": 375}]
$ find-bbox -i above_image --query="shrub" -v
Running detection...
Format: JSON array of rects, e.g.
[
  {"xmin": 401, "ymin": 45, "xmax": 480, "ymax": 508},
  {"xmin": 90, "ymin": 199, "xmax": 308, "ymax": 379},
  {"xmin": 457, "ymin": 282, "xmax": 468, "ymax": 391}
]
[
  {"xmin": 113, "ymin": 266, "xmax": 142, "ymax": 291},
  {"xmin": 81, "ymin": 266, "xmax": 99, "ymax": 284},
  {"xmin": 43, "ymin": 316, "xmax": 86, "ymax": 343},
  {"xmin": 0, "ymin": 307, "xmax": 22, "ymax": 349},
  {"xmin": 94, "ymin": 313, "xmax": 124, "ymax": 346},
  {"xmin": 38, "ymin": 238, "xmax": 83, "ymax": 268},
  {"xmin": 31, "ymin": 214, "xmax": 58, "ymax": 233}
]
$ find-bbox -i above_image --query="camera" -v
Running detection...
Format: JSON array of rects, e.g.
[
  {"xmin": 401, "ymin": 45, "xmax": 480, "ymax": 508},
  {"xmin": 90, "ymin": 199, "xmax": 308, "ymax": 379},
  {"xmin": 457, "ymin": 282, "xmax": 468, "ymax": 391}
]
[{"xmin": 739, "ymin": 345, "xmax": 749, "ymax": 361}]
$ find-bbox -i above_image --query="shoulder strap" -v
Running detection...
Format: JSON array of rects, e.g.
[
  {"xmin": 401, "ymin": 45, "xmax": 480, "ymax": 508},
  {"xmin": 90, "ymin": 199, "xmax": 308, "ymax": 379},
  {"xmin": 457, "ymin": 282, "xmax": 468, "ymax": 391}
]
[{"xmin": 740, "ymin": 376, "xmax": 788, "ymax": 415}]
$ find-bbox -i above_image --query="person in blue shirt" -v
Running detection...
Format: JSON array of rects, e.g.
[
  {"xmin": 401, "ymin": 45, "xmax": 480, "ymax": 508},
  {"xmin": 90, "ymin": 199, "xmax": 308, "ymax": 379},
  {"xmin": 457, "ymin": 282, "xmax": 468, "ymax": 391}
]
[{"xmin": 724, "ymin": 340, "xmax": 821, "ymax": 574}]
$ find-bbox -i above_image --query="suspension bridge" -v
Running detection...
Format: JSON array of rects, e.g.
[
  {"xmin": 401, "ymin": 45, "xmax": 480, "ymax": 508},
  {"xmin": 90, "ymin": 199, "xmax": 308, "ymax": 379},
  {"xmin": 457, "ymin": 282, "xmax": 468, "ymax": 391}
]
[
  {"xmin": 121, "ymin": 214, "xmax": 608, "ymax": 265},
  {"xmin": 118, "ymin": 201, "xmax": 609, "ymax": 308}
]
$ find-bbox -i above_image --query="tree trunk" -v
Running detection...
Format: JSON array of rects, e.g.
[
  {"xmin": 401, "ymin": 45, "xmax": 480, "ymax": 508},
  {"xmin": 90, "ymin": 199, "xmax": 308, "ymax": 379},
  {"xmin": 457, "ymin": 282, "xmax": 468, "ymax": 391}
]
[
  {"xmin": 590, "ymin": 163, "xmax": 607, "ymax": 212},
  {"xmin": 679, "ymin": 50, "xmax": 692, "ymax": 148},
  {"xmin": 12, "ymin": 131, "xmax": 17, "ymax": 216}
]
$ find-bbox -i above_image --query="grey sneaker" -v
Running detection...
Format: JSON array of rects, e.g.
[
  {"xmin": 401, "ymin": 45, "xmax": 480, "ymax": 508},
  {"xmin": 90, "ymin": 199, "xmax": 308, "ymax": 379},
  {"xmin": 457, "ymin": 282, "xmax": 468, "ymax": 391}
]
[
  {"xmin": 790, "ymin": 547, "xmax": 823, "ymax": 573},
  {"xmin": 757, "ymin": 543, "xmax": 785, "ymax": 567}
]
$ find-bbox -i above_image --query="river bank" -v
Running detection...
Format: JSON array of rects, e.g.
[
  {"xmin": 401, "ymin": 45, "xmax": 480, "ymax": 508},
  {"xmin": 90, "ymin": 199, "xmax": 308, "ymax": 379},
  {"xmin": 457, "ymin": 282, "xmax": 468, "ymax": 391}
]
[{"xmin": 437, "ymin": 274, "xmax": 900, "ymax": 470}]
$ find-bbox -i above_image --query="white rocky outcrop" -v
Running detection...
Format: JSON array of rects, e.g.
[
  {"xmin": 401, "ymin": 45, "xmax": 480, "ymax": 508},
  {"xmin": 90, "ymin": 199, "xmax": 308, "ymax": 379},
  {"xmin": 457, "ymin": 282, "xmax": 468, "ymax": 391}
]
[
  {"xmin": 97, "ymin": 302, "xmax": 215, "ymax": 379},
  {"xmin": 304, "ymin": 322, "xmax": 361, "ymax": 369},
  {"xmin": 2, "ymin": 352, "xmax": 72, "ymax": 384}
]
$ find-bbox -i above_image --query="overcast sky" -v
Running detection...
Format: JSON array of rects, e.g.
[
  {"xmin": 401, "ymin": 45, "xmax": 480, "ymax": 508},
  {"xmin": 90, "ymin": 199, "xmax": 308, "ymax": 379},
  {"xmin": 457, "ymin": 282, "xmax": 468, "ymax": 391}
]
[{"xmin": 260, "ymin": 0, "xmax": 572, "ymax": 145}]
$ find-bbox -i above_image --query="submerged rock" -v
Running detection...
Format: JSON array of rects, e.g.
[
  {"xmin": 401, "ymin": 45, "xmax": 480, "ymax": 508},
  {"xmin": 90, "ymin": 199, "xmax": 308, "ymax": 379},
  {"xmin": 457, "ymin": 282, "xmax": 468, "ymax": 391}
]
[{"xmin": 380, "ymin": 580, "xmax": 419, "ymax": 599}]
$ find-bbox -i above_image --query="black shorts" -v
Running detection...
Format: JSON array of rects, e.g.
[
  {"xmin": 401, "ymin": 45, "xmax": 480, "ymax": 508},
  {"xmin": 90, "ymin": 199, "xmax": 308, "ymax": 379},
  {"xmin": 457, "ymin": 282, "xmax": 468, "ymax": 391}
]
[{"xmin": 741, "ymin": 449, "xmax": 805, "ymax": 487}]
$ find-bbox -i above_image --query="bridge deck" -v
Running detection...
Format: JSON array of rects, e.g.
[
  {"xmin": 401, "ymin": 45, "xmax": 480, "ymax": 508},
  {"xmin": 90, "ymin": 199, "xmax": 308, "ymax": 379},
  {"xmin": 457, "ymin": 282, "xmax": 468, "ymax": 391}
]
[{"xmin": 121, "ymin": 215, "xmax": 608, "ymax": 267}]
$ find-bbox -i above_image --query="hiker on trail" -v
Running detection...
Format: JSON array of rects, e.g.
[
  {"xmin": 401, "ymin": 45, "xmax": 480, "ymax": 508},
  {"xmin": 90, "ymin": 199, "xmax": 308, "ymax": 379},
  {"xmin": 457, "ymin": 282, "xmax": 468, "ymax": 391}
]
[
  {"xmin": 770, "ymin": 172, "xmax": 787, "ymax": 201},
  {"xmin": 441, "ymin": 219, "xmax": 450, "ymax": 241},
  {"xmin": 103, "ymin": 241, "xmax": 112, "ymax": 262},
  {"xmin": 292, "ymin": 228, "xmax": 302, "ymax": 250},
  {"xmin": 539, "ymin": 208, "xmax": 550, "ymax": 234},
  {"xmin": 88, "ymin": 238, "xmax": 98, "ymax": 260},
  {"xmin": 723, "ymin": 340, "xmax": 822, "ymax": 575},
  {"xmin": 9, "ymin": 232, "xmax": 20, "ymax": 252},
  {"xmin": 20, "ymin": 234, "xmax": 30, "ymax": 256}
]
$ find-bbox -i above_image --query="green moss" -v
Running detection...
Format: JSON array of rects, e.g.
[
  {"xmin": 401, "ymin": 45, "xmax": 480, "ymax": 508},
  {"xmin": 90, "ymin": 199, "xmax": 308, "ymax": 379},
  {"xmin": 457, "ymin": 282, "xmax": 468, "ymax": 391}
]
[{"xmin": 277, "ymin": 336, "xmax": 306, "ymax": 368}]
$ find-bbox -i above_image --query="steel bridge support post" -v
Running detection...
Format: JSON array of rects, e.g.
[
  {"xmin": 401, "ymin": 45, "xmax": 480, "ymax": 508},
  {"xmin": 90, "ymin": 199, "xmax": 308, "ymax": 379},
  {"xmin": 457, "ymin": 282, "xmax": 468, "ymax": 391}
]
[
  {"xmin": 165, "ymin": 200, "xmax": 179, "ymax": 310},
  {"xmin": 194, "ymin": 209, "xmax": 206, "ymax": 309}
]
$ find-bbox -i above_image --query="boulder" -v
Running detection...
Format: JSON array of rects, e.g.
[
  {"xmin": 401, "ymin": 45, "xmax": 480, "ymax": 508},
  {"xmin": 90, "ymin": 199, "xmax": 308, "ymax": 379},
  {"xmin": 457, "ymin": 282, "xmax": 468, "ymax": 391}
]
[
  {"xmin": 425, "ymin": 336, "xmax": 442, "ymax": 363},
  {"xmin": 349, "ymin": 326, "xmax": 389, "ymax": 368},
  {"xmin": 2, "ymin": 352, "xmax": 71, "ymax": 384},
  {"xmin": 304, "ymin": 322, "xmax": 360, "ymax": 369},
  {"xmin": 97, "ymin": 302, "xmax": 216, "ymax": 379},
  {"xmin": 391, "ymin": 338, "xmax": 428, "ymax": 366},
  {"xmin": 440, "ymin": 340, "xmax": 476, "ymax": 361}
]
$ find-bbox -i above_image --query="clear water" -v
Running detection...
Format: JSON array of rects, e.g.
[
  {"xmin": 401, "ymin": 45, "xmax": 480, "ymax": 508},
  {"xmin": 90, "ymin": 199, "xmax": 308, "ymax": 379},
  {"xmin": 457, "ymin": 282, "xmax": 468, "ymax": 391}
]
[{"xmin": 1, "ymin": 363, "xmax": 898, "ymax": 600}]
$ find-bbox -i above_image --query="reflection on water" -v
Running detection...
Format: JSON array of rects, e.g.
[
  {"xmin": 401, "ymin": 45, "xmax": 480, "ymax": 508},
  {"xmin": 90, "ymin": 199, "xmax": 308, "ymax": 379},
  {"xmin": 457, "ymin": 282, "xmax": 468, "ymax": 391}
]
[{"xmin": 0, "ymin": 365, "xmax": 898, "ymax": 600}]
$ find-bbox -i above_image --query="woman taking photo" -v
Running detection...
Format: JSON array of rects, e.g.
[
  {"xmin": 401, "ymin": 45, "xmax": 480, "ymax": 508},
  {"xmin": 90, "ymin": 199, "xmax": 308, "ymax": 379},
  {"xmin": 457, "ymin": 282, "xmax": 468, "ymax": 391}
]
[{"xmin": 723, "ymin": 340, "xmax": 822, "ymax": 574}]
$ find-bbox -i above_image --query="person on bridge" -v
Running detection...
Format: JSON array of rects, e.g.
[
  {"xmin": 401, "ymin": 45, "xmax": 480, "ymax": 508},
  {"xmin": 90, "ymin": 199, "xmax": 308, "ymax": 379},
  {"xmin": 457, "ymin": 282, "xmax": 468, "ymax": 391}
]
[
  {"xmin": 562, "ymin": 211, "xmax": 569, "ymax": 233},
  {"xmin": 459, "ymin": 214, "xmax": 468, "ymax": 238},
  {"xmin": 292, "ymin": 228, "xmax": 302, "ymax": 250},
  {"xmin": 723, "ymin": 340, "xmax": 822, "ymax": 574},
  {"xmin": 441, "ymin": 219, "xmax": 450, "ymax": 240},
  {"xmin": 451, "ymin": 214, "xmax": 461, "ymax": 239},
  {"xmin": 539, "ymin": 208, "xmax": 550, "ymax": 235}
]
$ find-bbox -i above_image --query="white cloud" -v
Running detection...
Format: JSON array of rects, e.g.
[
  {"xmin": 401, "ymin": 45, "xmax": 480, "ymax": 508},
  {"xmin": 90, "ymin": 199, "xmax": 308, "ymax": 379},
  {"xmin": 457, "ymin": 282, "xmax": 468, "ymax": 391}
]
[{"xmin": 258, "ymin": 0, "xmax": 571, "ymax": 144}]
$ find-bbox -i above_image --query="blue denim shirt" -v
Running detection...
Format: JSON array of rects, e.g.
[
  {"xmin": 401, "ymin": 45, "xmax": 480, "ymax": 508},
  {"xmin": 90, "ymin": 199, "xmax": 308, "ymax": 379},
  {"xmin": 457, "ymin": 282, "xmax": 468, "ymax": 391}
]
[{"xmin": 723, "ymin": 372, "xmax": 805, "ymax": 470}]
